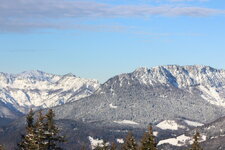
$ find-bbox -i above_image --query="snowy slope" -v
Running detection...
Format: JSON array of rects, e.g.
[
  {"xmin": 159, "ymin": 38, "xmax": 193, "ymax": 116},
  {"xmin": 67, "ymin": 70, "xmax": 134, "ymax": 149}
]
[{"xmin": 0, "ymin": 70, "xmax": 100, "ymax": 118}]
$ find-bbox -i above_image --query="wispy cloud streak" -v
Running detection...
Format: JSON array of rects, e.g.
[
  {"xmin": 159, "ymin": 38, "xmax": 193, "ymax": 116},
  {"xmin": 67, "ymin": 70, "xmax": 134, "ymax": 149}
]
[{"xmin": 0, "ymin": 0, "xmax": 224, "ymax": 32}]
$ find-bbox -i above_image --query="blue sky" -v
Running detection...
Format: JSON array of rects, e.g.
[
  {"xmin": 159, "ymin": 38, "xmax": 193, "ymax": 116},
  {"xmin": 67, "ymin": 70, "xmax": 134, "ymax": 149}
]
[{"xmin": 0, "ymin": 0, "xmax": 225, "ymax": 82}]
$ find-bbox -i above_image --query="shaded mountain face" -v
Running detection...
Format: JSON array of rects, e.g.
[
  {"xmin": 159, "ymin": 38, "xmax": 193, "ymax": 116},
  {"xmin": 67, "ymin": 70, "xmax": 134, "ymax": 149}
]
[
  {"xmin": 53, "ymin": 65, "xmax": 225, "ymax": 127},
  {"xmin": 0, "ymin": 70, "xmax": 100, "ymax": 119}
]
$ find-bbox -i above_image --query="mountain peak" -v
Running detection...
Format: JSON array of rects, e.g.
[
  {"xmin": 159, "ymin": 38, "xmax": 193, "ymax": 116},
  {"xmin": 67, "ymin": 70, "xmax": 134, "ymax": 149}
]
[
  {"xmin": 134, "ymin": 67, "xmax": 149, "ymax": 73},
  {"xmin": 63, "ymin": 73, "xmax": 76, "ymax": 77}
]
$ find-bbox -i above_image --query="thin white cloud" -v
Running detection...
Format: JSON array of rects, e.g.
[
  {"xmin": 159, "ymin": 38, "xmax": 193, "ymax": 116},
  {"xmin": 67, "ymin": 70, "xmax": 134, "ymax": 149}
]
[
  {"xmin": 142, "ymin": 0, "xmax": 209, "ymax": 2},
  {"xmin": 0, "ymin": 0, "xmax": 224, "ymax": 32}
]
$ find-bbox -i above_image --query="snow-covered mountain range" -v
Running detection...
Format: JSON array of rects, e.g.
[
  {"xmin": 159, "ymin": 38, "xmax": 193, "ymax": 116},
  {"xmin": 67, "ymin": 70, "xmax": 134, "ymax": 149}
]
[
  {"xmin": 1, "ymin": 65, "xmax": 225, "ymax": 121},
  {"xmin": 0, "ymin": 70, "xmax": 100, "ymax": 118},
  {"xmin": 1, "ymin": 65, "xmax": 225, "ymax": 149}
]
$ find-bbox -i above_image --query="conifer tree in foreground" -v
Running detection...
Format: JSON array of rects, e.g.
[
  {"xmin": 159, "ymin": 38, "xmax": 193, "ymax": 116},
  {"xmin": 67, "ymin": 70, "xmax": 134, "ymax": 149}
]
[
  {"xmin": 44, "ymin": 109, "xmax": 65, "ymax": 150},
  {"xmin": 122, "ymin": 132, "xmax": 137, "ymax": 150},
  {"xmin": 140, "ymin": 125, "xmax": 157, "ymax": 150},
  {"xmin": 18, "ymin": 109, "xmax": 65, "ymax": 150},
  {"xmin": 188, "ymin": 131, "xmax": 203, "ymax": 150},
  {"xmin": 35, "ymin": 111, "xmax": 47, "ymax": 149},
  {"xmin": 18, "ymin": 109, "xmax": 39, "ymax": 150}
]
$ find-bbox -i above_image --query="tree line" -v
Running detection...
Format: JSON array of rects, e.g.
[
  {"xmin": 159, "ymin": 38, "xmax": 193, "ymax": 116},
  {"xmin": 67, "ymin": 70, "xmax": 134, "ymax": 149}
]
[{"xmin": 0, "ymin": 109, "xmax": 203, "ymax": 150}]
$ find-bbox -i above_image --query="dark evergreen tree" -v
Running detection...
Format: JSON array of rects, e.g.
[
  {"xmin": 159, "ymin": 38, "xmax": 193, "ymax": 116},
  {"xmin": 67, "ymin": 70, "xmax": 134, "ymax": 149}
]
[
  {"xmin": 18, "ymin": 109, "xmax": 65, "ymax": 150},
  {"xmin": 122, "ymin": 132, "xmax": 137, "ymax": 150},
  {"xmin": 35, "ymin": 111, "xmax": 47, "ymax": 149},
  {"xmin": 189, "ymin": 131, "xmax": 203, "ymax": 150},
  {"xmin": 44, "ymin": 109, "xmax": 65, "ymax": 150},
  {"xmin": 140, "ymin": 125, "xmax": 157, "ymax": 150},
  {"xmin": 18, "ymin": 109, "xmax": 39, "ymax": 150}
]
